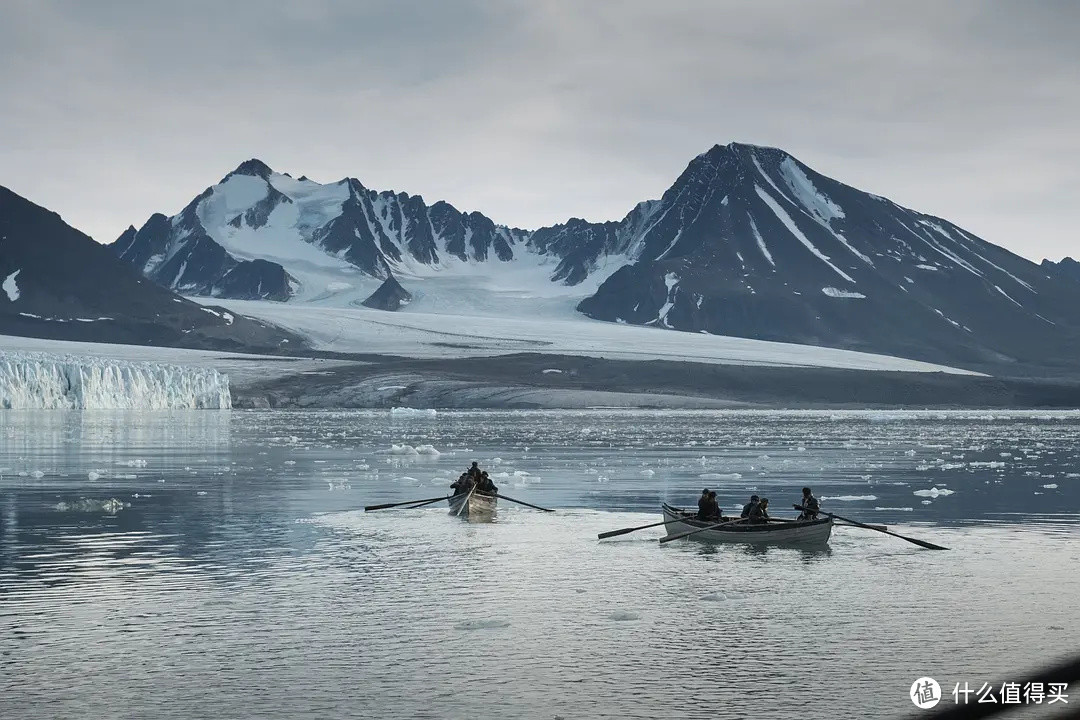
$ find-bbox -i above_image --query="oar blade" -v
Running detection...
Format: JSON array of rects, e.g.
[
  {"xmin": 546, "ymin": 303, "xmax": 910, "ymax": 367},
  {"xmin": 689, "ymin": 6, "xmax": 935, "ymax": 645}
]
[
  {"xmin": 495, "ymin": 493, "xmax": 554, "ymax": 513},
  {"xmin": 796, "ymin": 504, "xmax": 948, "ymax": 551},
  {"xmin": 905, "ymin": 537, "xmax": 949, "ymax": 551}
]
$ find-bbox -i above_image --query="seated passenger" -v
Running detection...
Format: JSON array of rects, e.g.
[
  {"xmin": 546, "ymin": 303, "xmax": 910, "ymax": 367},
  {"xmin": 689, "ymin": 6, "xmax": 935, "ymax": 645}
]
[
  {"xmin": 476, "ymin": 471, "xmax": 498, "ymax": 495},
  {"xmin": 740, "ymin": 494, "xmax": 760, "ymax": 519},
  {"xmin": 451, "ymin": 473, "xmax": 472, "ymax": 494},
  {"xmin": 707, "ymin": 490, "xmax": 722, "ymax": 521},
  {"xmin": 467, "ymin": 461, "xmax": 481, "ymax": 480},
  {"xmin": 697, "ymin": 488, "xmax": 711, "ymax": 520},
  {"xmin": 748, "ymin": 498, "xmax": 770, "ymax": 524}
]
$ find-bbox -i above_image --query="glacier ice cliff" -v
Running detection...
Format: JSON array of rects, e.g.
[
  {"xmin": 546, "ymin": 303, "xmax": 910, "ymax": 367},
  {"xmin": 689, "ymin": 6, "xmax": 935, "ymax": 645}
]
[{"xmin": 0, "ymin": 351, "xmax": 231, "ymax": 409}]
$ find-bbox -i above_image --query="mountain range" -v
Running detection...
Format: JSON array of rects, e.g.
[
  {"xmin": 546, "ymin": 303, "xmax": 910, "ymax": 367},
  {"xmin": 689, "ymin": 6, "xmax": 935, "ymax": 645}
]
[
  {"xmin": 0, "ymin": 185, "xmax": 298, "ymax": 351},
  {"xmin": 42, "ymin": 143, "xmax": 1080, "ymax": 370}
]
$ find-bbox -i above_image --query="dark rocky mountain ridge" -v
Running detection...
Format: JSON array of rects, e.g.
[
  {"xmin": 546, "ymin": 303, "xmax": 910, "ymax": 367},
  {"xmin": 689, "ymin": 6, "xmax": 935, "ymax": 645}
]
[{"xmin": 108, "ymin": 144, "xmax": 1080, "ymax": 370}]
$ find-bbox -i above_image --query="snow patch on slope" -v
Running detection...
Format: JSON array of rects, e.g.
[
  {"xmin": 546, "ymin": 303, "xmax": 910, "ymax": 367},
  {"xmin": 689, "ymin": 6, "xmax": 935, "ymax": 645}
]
[
  {"xmin": 755, "ymin": 186, "xmax": 856, "ymax": 284},
  {"xmin": 2, "ymin": 270, "xmax": 20, "ymax": 302},
  {"xmin": 822, "ymin": 287, "xmax": 866, "ymax": 299},
  {"xmin": 747, "ymin": 216, "xmax": 775, "ymax": 268},
  {"xmin": 779, "ymin": 158, "xmax": 845, "ymax": 222}
]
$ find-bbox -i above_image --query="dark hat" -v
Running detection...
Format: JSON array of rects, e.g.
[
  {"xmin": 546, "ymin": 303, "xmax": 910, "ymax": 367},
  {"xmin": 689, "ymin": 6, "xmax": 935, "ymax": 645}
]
[
  {"xmin": 702, "ymin": 488, "xmax": 710, "ymax": 494},
  {"xmin": 802, "ymin": 487, "xmax": 812, "ymax": 495},
  {"xmin": 750, "ymin": 494, "xmax": 760, "ymax": 502},
  {"xmin": 708, "ymin": 491, "xmax": 717, "ymax": 497}
]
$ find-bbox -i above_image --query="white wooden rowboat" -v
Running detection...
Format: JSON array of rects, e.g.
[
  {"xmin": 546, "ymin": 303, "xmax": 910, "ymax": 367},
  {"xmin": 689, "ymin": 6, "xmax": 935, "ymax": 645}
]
[
  {"xmin": 448, "ymin": 492, "xmax": 497, "ymax": 520},
  {"xmin": 661, "ymin": 503, "xmax": 832, "ymax": 546}
]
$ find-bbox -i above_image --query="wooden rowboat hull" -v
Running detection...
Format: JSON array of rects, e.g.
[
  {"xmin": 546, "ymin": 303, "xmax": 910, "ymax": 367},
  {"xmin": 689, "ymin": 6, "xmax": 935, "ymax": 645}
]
[
  {"xmin": 448, "ymin": 492, "xmax": 497, "ymax": 520},
  {"xmin": 661, "ymin": 503, "xmax": 832, "ymax": 546}
]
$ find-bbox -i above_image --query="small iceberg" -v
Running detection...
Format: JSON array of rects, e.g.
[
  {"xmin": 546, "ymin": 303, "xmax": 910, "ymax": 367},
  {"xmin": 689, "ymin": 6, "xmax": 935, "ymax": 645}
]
[{"xmin": 913, "ymin": 487, "xmax": 955, "ymax": 498}]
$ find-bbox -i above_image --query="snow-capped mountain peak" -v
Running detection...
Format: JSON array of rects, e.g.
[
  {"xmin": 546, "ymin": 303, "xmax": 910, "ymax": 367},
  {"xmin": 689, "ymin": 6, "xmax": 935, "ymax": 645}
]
[{"xmin": 112, "ymin": 146, "xmax": 1080, "ymax": 368}]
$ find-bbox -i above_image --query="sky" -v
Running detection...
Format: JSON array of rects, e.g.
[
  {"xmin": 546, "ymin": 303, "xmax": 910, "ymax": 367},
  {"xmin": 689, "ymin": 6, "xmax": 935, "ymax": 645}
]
[{"xmin": 1, "ymin": 0, "xmax": 1077, "ymax": 262}]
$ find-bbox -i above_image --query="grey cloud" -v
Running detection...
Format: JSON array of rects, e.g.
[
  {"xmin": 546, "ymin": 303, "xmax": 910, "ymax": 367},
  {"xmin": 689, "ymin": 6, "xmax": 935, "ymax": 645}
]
[{"xmin": 1, "ymin": 0, "xmax": 1077, "ymax": 261}]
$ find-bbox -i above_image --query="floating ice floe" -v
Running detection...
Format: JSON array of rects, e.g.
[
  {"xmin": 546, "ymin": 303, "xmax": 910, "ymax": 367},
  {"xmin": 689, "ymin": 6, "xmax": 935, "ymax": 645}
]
[
  {"xmin": 1042, "ymin": 483, "xmax": 1059, "ymax": 489},
  {"xmin": 390, "ymin": 407, "xmax": 437, "ymax": 417},
  {"xmin": 822, "ymin": 495, "xmax": 877, "ymax": 501},
  {"xmin": 913, "ymin": 487, "xmax": 956, "ymax": 498},
  {"xmin": 698, "ymin": 472, "xmax": 742, "ymax": 480},
  {"xmin": 874, "ymin": 507, "xmax": 914, "ymax": 511},
  {"xmin": 53, "ymin": 497, "xmax": 129, "ymax": 513}
]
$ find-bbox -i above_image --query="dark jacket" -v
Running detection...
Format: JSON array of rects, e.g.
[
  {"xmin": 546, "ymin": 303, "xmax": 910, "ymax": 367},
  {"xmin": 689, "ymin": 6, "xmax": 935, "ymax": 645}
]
[
  {"xmin": 741, "ymin": 502, "xmax": 757, "ymax": 519},
  {"xmin": 697, "ymin": 495, "xmax": 711, "ymax": 520},
  {"xmin": 801, "ymin": 494, "xmax": 820, "ymax": 518},
  {"xmin": 748, "ymin": 504, "xmax": 769, "ymax": 523}
]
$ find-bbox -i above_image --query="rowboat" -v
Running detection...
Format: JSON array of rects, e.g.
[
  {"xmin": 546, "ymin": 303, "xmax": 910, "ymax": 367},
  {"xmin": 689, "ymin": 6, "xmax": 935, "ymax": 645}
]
[
  {"xmin": 448, "ymin": 491, "xmax": 497, "ymax": 520},
  {"xmin": 661, "ymin": 503, "xmax": 833, "ymax": 546}
]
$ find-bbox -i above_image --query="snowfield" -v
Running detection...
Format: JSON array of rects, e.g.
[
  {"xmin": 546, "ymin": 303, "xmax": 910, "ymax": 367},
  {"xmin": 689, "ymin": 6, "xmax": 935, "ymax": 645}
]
[
  {"xmin": 0, "ymin": 350, "xmax": 231, "ymax": 409},
  {"xmin": 203, "ymin": 296, "xmax": 982, "ymax": 375}
]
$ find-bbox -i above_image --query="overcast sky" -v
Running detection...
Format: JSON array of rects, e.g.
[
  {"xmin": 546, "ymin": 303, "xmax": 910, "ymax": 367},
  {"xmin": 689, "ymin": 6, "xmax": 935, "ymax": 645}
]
[{"xmin": 2, "ymin": 0, "xmax": 1077, "ymax": 261}]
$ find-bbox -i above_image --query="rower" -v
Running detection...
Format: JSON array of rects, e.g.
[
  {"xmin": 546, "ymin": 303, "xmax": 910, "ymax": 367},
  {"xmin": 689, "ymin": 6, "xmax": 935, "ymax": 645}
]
[
  {"xmin": 798, "ymin": 487, "xmax": 820, "ymax": 520},
  {"xmin": 476, "ymin": 471, "xmax": 498, "ymax": 496},
  {"xmin": 740, "ymin": 494, "xmax": 760, "ymax": 519},
  {"xmin": 748, "ymin": 498, "xmax": 770, "ymax": 524},
  {"xmin": 707, "ymin": 491, "xmax": 721, "ymax": 521},
  {"xmin": 697, "ymin": 489, "xmax": 711, "ymax": 520},
  {"xmin": 451, "ymin": 472, "xmax": 472, "ymax": 495},
  {"xmin": 467, "ymin": 461, "xmax": 481, "ymax": 480}
]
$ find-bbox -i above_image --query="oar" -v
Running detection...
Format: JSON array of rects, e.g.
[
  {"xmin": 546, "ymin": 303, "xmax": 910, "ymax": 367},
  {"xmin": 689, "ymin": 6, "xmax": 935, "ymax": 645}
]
[
  {"xmin": 493, "ymin": 492, "xmax": 554, "ymax": 512},
  {"xmin": 794, "ymin": 505, "xmax": 947, "ymax": 550},
  {"xmin": 365, "ymin": 495, "xmax": 449, "ymax": 512},
  {"xmin": 766, "ymin": 516, "xmax": 887, "ymax": 532},
  {"xmin": 405, "ymin": 495, "xmax": 452, "ymax": 510},
  {"xmin": 659, "ymin": 517, "xmax": 747, "ymax": 544},
  {"xmin": 598, "ymin": 518, "xmax": 672, "ymax": 540}
]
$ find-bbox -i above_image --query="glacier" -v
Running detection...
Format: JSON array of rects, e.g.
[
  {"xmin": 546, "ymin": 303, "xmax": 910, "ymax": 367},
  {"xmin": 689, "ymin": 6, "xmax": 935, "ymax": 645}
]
[{"xmin": 0, "ymin": 351, "xmax": 231, "ymax": 409}]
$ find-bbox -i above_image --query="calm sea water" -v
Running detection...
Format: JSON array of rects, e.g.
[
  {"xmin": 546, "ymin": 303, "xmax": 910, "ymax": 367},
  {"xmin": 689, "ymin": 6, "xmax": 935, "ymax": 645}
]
[{"xmin": 1, "ymin": 409, "xmax": 1079, "ymax": 719}]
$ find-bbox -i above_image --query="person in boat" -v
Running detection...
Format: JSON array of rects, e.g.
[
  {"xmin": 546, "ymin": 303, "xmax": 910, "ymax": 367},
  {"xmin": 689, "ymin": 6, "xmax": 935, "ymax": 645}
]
[
  {"xmin": 798, "ymin": 487, "xmax": 820, "ymax": 520},
  {"xmin": 748, "ymin": 497, "xmax": 770, "ymax": 524},
  {"xmin": 476, "ymin": 471, "xmax": 498, "ymax": 496},
  {"xmin": 740, "ymin": 494, "xmax": 760, "ymax": 519},
  {"xmin": 450, "ymin": 472, "xmax": 473, "ymax": 495},
  {"xmin": 467, "ymin": 461, "xmax": 481, "ymax": 480},
  {"xmin": 707, "ymin": 491, "xmax": 722, "ymax": 521},
  {"xmin": 697, "ymin": 489, "xmax": 711, "ymax": 520}
]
